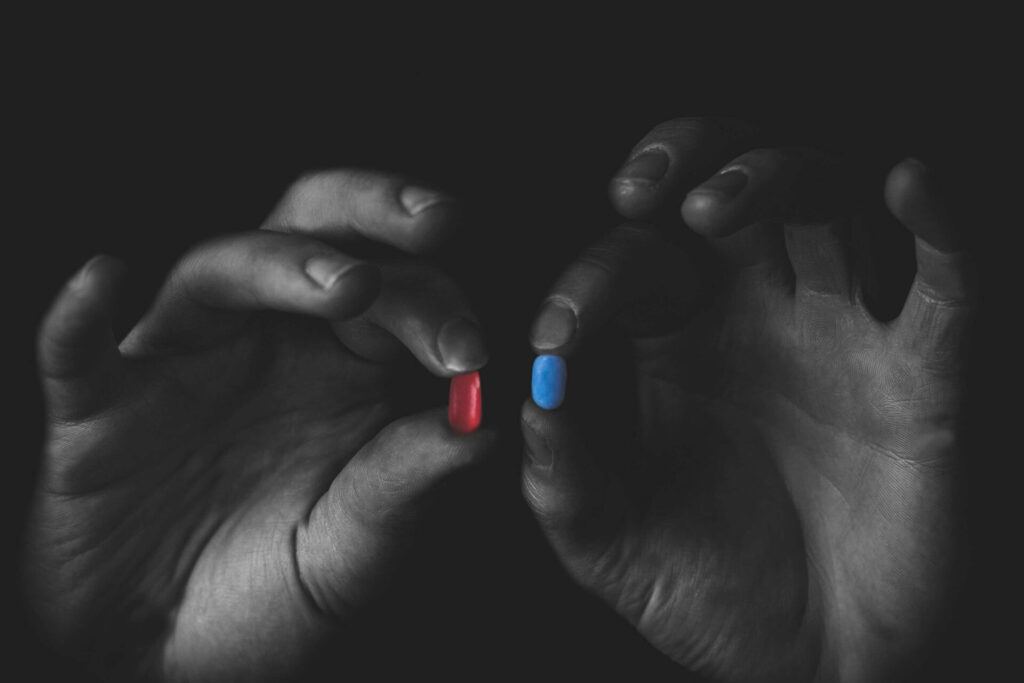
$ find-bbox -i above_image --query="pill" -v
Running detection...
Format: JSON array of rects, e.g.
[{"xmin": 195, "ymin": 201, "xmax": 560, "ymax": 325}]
[
  {"xmin": 531, "ymin": 355, "xmax": 566, "ymax": 410},
  {"xmin": 448, "ymin": 371, "xmax": 482, "ymax": 434}
]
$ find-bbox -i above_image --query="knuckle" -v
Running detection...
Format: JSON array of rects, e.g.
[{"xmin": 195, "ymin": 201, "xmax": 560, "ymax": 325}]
[
  {"xmin": 276, "ymin": 170, "xmax": 336, "ymax": 226},
  {"xmin": 643, "ymin": 117, "xmax": 755, "ymax": 150},
  {"xmin": 642, "ymin": 117, "xmax": 714, "ymax": 148},
  {"xmin": 731, "ymin": 146, "xmax": 786, "ymax": 171},
  {"xmin": 286, "ymin": 169, "xmax": 331, "ymax": 201},
  {"xmin": 286, "ymin": 168, "xmax": 374, "ymax": 199}
]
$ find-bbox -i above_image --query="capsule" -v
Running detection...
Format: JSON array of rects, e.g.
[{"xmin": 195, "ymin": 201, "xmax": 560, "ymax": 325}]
[
  {"xmin": 531, "ymin": 355, "xmax": 566, "ymax": 410},
  {"xmin": 448, "ymin": 371, "xmax": 482, "ymax": 434}
]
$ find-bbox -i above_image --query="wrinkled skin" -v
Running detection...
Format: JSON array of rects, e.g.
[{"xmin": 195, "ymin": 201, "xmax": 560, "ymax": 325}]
[
  {"xmin": 522, "ymin": 120, "xmax": 970, "ymax": 682},
  {"xmin": 26, "ymin": 170, "xmax": 495, "ymax": 682}
]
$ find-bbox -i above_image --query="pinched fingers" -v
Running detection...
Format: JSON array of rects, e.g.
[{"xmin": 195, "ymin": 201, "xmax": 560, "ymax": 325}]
[
  {"xmin": 332, "ymin": 262, "xmax": 489, "ymax": 377},
  {"xmin": 265, "ymin": 167, "xmax": 485, "ymax": 376},
  {"xmin": 124, "ymin": 167, "xmax": 486, "ymax": 377}
]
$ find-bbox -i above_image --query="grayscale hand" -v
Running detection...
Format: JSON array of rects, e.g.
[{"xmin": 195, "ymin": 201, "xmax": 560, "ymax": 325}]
[
  {"xmin": 523, "ymin": 119, "xmax": 971, "ymax": 682},
  {"xmin": 26, "ymin": 170, "xmax": 494, "ymax": 682}
]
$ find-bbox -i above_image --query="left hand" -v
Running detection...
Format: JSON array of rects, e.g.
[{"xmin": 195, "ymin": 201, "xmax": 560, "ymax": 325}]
[{"xmin": 26, "ymin": 169, "xmax": 494, "ymax": 682}]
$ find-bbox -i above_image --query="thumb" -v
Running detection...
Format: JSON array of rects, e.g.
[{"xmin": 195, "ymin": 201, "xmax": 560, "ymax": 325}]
[
  {"xmin": 297, "ymin": 408, "xmax": 495, "ymax": 615},
  {"xmin": 337, "ymin": 407, "xmax": 496, "ymax": 527},
  {"xmin": 521, "ymin": 400, "xmax": 627, "ymax": 569},
  {"xmin": 37, "ymin": 255, "xmax": 127, "ymax": 422}
]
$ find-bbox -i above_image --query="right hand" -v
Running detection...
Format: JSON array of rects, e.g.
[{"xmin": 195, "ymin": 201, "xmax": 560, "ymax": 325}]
[
  {"xmin": 521, "ymin": 119, "xmax": 971, "ymax": 682},
  {"xmin": 25, "ymin": 170, "xmax": 495, "ymax": 682}
]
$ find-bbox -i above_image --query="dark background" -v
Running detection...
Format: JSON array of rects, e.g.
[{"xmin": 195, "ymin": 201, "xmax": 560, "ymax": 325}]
[{"xmin": 9, "ymin": 26, "xmax": 1011, "ymax": 682}]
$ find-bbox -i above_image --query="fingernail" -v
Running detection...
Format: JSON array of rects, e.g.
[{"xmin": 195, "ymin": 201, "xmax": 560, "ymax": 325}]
[
  {"xmin": 437, "ymin": 318, "xmax": 489, "ymax": 373},
  {"xmin": 532, "ymin": 355, "xmax": 567, "ymax": 410},
  {"xmin": 530, "ymin": 300, "xmax": 577, "ymax": 351},
  {"xmin": 70, "ymin": 255, "xmax": 102, "ymax": 289},
  {"xmin": 305, "ymin": 254, "xmax": 355, "ymax": 289},
  {"xmin": 400, "ymin": 185, "xmax": 454, "ymax": 216},
  {"xmin": 691, "ymin": 167, "xmax": 748, "ymax": 198},
  {"xmin": 615, "ymin": 148, "xmax": 670, "ymax": 185}
]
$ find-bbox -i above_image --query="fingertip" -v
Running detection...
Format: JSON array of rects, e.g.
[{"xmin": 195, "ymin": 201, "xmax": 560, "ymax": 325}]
[
  {"xmin": 381, "ymin": 407, "xmax": 497, "ymax": 461},
  {"xmin": 608, "ymin": 147, "xmax": 673, "ymax": 220},
  {"xmin": 529, "ymin": 298, "xmax": 578, "ymax": 355},
  {"xmin": 39, "ymin": 254, "xmax": 125, "ymax": 381},
  {"xmin": 609, "ymin": 179, "xmax": 657, "ymax": 220},
  {"xmin": 399, "ymin": 185, "xmax": 455, "ymax": 217},
  {"xmin": 884, "ymin": 158, "xmax": 959, "ymax": 252},
  {"xmin": 883, "ymin": 157, "xmax": 925, "ymax": 218},
  {"xmin": 51, "ymin": 254, "xmax": 125, "ymax": 323},
  {"xmin": 68, "ymin": 254, "xmax": 126, "ymax": 292},
  {"xmin": 396, "ymin": 189, "xmax": 463, "ymax": 254},
  {"xmin": 267, "ymin": 170, "xmax": 465, "ymax": 255},
  {"xmin": 421, "ymin": 408, "xmax": 497, "ymax": 470},
  {"xmin": 437, "ymin": 317, "xmax": 489, "ymax": 375},
  {"xmin": 682, "ymin": 189, "xmax": 731, "ymax": 236},
  {"xmin": 682, "ymin": 167, "xmax": 751, "ymax": 237}
]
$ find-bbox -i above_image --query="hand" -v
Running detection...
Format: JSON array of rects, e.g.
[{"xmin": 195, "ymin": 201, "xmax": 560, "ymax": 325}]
[
  {"xmin": 521, "ymin": 119, "xmax": 971, "ymax": 682},
  {"xmin": 26, "ymin": 170, "xmax": 495, "ymax": 682}
]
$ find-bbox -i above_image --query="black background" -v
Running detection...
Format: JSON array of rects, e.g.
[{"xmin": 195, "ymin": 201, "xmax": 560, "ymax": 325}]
[{"xmin": 9, "ymin": 22, "xmax": 1012, "ymax": 682}]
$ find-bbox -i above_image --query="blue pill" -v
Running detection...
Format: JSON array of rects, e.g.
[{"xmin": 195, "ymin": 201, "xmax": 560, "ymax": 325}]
[{"xmin": 532, "ymin": 355, "xmax": 567, "ymax": 410}]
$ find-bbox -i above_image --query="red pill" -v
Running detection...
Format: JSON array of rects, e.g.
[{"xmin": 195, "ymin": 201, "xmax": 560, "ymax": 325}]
[{"xmin": 448, "ymin": 371, "xmax": 482, "ymax": 434}]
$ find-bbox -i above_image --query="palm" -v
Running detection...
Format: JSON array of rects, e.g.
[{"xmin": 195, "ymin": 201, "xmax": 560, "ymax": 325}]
[
  {"xmin": 32, "ymin": 313, "xmax": 418, "ymax": 679},
  {"xmin": 521, "ymin": 144, "xmax": 968, "ymax": 681},
  {"xmin": 28, "ymin": 169, "xmax": 493, "ymax": 680},
  {"xmin": 581, "ymin": 272, "xmax": 959, "ymax": 681}
]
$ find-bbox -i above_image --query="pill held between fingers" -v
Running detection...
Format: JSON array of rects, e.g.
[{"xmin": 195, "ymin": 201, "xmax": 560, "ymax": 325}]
[
  {"xmin": 448, "ymin": 371, "xmax": 482, "ymax": 434},
  {"xmin": 531, "ymin": 355, "xmax": 566, "ymax": 410}
]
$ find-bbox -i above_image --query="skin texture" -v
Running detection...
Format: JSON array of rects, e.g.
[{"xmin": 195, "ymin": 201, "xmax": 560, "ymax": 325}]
[
  {"xmin": 26, "ymin": 170, "xmax": 494, "ymax": 682},
  {"xmin": 24, "ymin": 119, "xmax": 971, "ymax": 682},
  {"xmin": 522, "ymin": 119, "xmax": 971, "ymax": 682}
]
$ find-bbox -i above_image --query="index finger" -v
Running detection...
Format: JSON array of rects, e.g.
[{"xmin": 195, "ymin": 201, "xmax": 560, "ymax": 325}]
[
  {"xmin": 530, "ymin": 223, "xmax": 699, "ymax": 357},
  {"xmin": 262, "ymin": 168, "xmax": 463, "ymax": 254}
]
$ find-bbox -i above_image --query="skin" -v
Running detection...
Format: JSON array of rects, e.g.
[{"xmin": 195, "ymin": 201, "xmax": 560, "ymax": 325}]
[
  {"xmin": 522, "ymin": 119, "xmax": 971, "ymax": 682},
  {"xmin": 25, "ymin": 170, "xmax": 494, "ymax": 682},
  {"xmin": 24, "ymin": 119, "xmax": 970, "ymax": 682}
]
